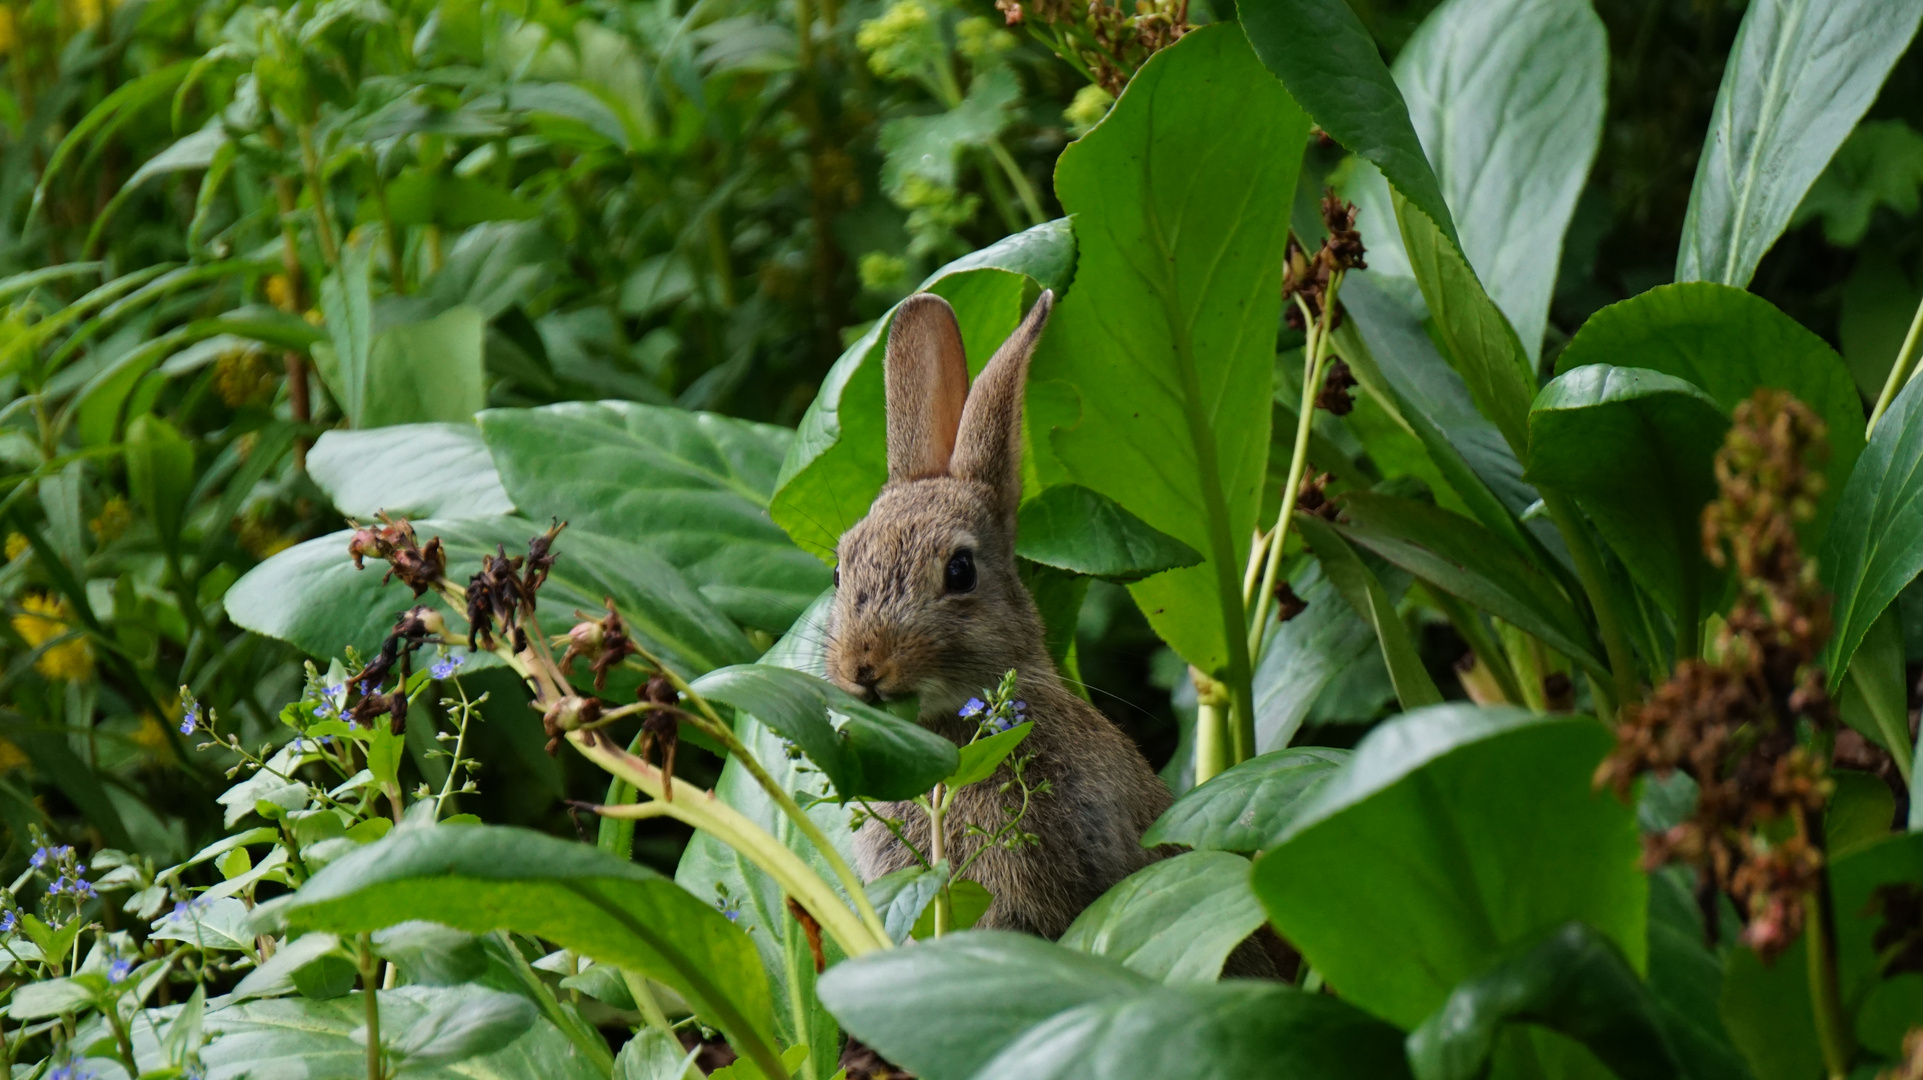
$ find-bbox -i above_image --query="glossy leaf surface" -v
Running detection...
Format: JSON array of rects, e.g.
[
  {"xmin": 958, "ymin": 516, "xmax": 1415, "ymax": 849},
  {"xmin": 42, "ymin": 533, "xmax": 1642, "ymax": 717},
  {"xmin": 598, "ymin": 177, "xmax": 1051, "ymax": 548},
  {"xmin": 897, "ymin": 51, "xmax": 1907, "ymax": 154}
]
[
  {"xmin": 1057, "ymin": 850, "xmax": 1266, "ymax": 984},
  {"xmin": 1143, "ymin": 746, "xmax": 1350, "ymax": 854},
  {"xmin": 1823, "ymin": 375, "xmax": 1923, "ymax": 689},
  {"xmin": 1014, "ymin": 484, "xmax": 1200, "ymax": 583}
]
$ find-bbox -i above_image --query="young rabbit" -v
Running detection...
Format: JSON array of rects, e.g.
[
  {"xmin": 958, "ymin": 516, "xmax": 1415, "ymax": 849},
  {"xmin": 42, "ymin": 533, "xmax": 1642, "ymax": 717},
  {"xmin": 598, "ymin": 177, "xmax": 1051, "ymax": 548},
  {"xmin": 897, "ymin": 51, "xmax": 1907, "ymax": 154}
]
[{"xmin": 825, "ymin": 289, "xmax": 1174, "ymax": 939}]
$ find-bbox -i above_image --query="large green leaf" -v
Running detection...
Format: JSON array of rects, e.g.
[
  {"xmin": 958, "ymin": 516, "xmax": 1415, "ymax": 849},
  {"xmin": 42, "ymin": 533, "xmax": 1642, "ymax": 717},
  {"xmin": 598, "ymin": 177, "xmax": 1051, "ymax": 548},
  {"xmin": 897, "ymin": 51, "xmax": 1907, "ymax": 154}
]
[
  {"xmin": 688, "ymin": 664, "xmax": 957, "ymax": 801},
  {"xmin": 817, "ymin": 931, "xmax": 1408, "ymax": 1080},
  {"xmin": 1057, "ymin": 851, "xmax": 1266, "ymax": 985},
  {"xmin": 1527, "ymin": 365, "xmax": 1731, "ymax": 621},
  {"xmin": 676, "ymin": 592, "xmax": 848, "ymax": 1080},
  {"xmin": 257, "ymin": 824, "xmax": 785, "ymax": 1080},
  {"xmin": 227, "ymin": 517, "xmax": 755, "ymax": 677},
  {"xmin": 1554, "ymin": 283, "xmax": 1865, "ymax": 547},
  {"xmin": 1297, "ymin": 512, "xmax": 1443, "ymax": 710},
  {"xmin": 1142, "ymin": 746, "xmax": 1349, "ymax": 854},
  {"xmin": 1252, "ymin": 705, "xmax": 1646, "ymax": 1030},
  {"xmin": 362, "ymin": 305, "xmax": 488, "ymax": 428},
  {"xmin": 1839, "ymin": 607, "xmax": 1911, "ymax": 768},
  {"xmin": 771, "ymin": 219, "xmax": 1074, "ymax": 559},
  {"xmin": 480, "ymin": 401, "xmax": 829, "ymax": 633},
  {"xmin": 1393, "ymin": 0, "xmax": 1606, "ymax": 362},
  {"xmin": 1675, "ymin": 0, "xmax": 1923, "ymax": 288},
  {"xmin": 1394, "ymin": 186, "xmax": 1538, "ymax": 461},
  {"xmin": 1014, "ymin": 484, "xmax": 1200, "ymax": 583},
  {"xmin": 1823, "ymin": 374, "xmax": 1923, "ymax": 690},
  {"xmin": 1408, "ymin": 922, "xmax": 1749, "ymax": 1080},
  {"xmin": 1248, "ymin": 559, "xmax": 1384, "ymax": 752},
  {"xmin": 130, "ymin": 985, "xmax": 605, "ymax": 1080},
  {"xmin": 1335, "ymin": 492, "xmax": 1604, "ymax": 676},
  {"xmin": 308, "ymin": 423, "xmax": 517, "ymax": 520},
  {"xmin": 1031, "ymin": 23, "xmax": 1309, "ymax": 679},
  {"xmin": 1239, "ymin": 0, "xmax": 1457, "ymax": 246}
]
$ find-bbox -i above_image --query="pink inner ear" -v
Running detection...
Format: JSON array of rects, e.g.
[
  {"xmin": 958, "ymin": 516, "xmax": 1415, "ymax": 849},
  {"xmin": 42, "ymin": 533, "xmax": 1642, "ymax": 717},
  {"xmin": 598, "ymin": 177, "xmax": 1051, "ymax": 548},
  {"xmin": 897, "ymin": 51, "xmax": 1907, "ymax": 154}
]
[{"xmin": 885, "ymin": 294, "xmax": 971, "ymax": 481}]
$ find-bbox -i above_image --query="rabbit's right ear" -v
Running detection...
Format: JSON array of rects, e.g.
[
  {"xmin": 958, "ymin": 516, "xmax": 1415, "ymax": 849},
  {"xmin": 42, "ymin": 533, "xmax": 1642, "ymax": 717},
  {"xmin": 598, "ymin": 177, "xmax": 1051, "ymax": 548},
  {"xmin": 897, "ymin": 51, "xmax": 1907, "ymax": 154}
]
[{"xmin": 884, "ymin": 293, "xmax": 970, "ymax": 482}]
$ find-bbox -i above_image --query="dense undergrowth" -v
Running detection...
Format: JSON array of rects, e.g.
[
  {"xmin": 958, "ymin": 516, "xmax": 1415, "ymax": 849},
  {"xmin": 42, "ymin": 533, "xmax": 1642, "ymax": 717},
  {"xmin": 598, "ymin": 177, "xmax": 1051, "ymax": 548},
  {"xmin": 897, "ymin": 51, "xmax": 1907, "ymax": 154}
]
[{"xmin": 3, "ymin": 0, "xmax": 1923, "ymax": 1076}]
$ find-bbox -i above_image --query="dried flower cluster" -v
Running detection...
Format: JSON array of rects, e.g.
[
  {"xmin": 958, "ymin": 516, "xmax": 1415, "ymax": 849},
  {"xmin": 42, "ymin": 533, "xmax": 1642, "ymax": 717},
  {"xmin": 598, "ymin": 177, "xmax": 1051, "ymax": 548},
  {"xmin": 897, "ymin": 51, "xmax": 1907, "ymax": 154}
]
[
  {"xmin": 465, "ymin": 520, "xmax": 566, "ymax": 652},
  {"xmin": 347, "ymin": 514, "xmax": 445, "ymax": 596},
  {"xmin": 1596, "ymin": 389, "xmax": 1835, "ymax": 961},
  {"xmin": 1316, "ymin": 360, "xmax": 1358, "ymax": 416},
  {"xmin": 1284, "ymin": 190, "xmax": 1368, "ymax": 333},
  {"xmin": 1294, "ymin": 470, "xmax": 1340, "ymax": 524},
  {"xmin": 993, "ymin": 0, "xmax": 1188, "ymax": 96},
  {"xmin": 560, "ymin": 598, "xmax": 640, "ymax": 691}
]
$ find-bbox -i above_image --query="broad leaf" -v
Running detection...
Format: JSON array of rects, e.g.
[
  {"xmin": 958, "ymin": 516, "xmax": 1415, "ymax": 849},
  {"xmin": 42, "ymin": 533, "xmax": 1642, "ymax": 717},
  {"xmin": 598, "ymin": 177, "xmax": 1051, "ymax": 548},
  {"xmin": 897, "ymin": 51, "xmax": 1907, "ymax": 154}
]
[
  {"xmin": 688, "ymin": 664, "xmax": 958, "ymax": 801},
  {"xmin": 1014, "ymin": 485, "xmax": 1200, "ymax": 583},
  {"xmin": 1297, "ymin": 513, "xmax": 1442, "ymax": 710},
  {"xmin": 1252, "ymin": 704, "xmax": 1646, "ymax": 1030},
  {"xmin": 772, "ymin": 219, "xmax": 1074, "ymax": 558},
  {"xmin": 257, "ymin": 824, "xmax": 784, "ymax": 1080},
  {"xmin": 1823, "ymin": 374, "xmax": 1923, "ymax": 689},
  {"xmin": 388, "ymin": 989, "xmax": 537, "ymax": 1067},
  {"xmin": 1839, "ymin": 607, "xmax": 1911, "ymax": 770},
  {"xmin": 1057, "ymin": 851, "xmax": 1266, "ymax": 984},
  {"xmin": 1250, "ymin": 552, "xmax": 1398, "ymax": 752},
  {"xmin": 362, "ymin": 305, "xmax": 487, "ymax": 428},
  {"xmin": 1032, "ymin": 23, "xmax": 1309, "ymax": 678},
  {"xmin": 308, "ymin": 423, "xmax": 516, "ymax": 520},
  {"xmin": 1394, "ymin": 0, "xmax": 1606, "ymax": 362},
  {"xmin": 1335, "ymin": 492, "xmax": 1604, "ymax": 676},
  {"xmin": 227, "ymin": 517, "xmax": 755, "ymax": 677},
  {"xmin": 818, "ymin": 931, "xmax": 1148, "ymax": 1080},
  {"xmin": 480, "ymin": 401, "xmax": 829, "ymax": 633},
  {"xmin": 676, "ymin": 592, "xmax": 849, "ymax": 1080},
  {"xmin": 1527, "ymin": 365, "xmax": 1730, "ymax": 621},
  {"xmin": 1553, "ymin": 283, "xmax": 1864, "ymax": 547},
  {"xmin": 865, "ymin": 863, "xmax": 950, "ymax": 945},
  {"xmin": 1676, "ymin": 0, "xmax": 1923, "ymax": 288},
  {"xmin": 1408, "ymin": 922, "xmax": 1749, "ymax": 1080},
  {"xmin": 130, "ymin": 985, "xmax": 605, "ymax": 1080},
  {"xmin": 1143, "ymin": 746, "xmax": 1349, "ymax": 854},
  {"xmin": 945, "ymin": 722, "xmax": 1032, "ymax": 790},
  {"xmin": 820, "ymin": 931, "xmax": 1409, "ymax": 1080},
  {"xmin": 1240, "ymin": 0, "xmax": 1456, "ymax": 245}
]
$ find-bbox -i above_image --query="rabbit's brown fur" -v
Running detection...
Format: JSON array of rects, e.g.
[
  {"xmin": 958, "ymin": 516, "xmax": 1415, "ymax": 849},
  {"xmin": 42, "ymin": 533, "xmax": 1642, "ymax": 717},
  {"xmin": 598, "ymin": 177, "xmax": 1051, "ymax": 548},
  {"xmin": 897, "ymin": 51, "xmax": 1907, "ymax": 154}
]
[{"xmin": 826, "ymin": 290, "xmax": 1173, "ymax": 938}]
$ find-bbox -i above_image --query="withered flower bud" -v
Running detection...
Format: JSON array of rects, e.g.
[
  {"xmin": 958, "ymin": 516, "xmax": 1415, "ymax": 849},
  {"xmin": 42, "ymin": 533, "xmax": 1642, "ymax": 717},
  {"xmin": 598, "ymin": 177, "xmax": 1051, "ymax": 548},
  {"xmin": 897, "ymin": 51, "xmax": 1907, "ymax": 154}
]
[
  {"xmin": 1295, "ymin": 472, "xmax": 1339, "ymax": 523},
  {"xmin": 1274, "ymin": 582, "xmax": 1308, "ymax": 623},
  {"xmin": 1316, "ymin": 359, "xmax": 1358, "ymax": 416},
  {"xmin": 525, "ymin": 519, "xmax": 566, "ymax": 593},
  {"xmin": 348, "ymin": 527, "xmax": 387, "ymax": 570},
  {"xmin": 465, "ymin": 573, "xmax": 496, "ymax": 651},
  {"xmin": 1318, "ymin": 189, "xmax": 1367, "ymax": 273}
]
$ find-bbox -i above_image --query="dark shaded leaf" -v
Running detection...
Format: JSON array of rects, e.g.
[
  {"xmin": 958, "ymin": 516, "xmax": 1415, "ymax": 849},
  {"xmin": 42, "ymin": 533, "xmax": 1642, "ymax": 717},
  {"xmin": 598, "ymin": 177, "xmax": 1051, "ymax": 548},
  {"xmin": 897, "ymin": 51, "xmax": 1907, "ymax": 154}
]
[{"xmin": 1015, "ymin": 485, "xmax": 1200, "ymax": 583}]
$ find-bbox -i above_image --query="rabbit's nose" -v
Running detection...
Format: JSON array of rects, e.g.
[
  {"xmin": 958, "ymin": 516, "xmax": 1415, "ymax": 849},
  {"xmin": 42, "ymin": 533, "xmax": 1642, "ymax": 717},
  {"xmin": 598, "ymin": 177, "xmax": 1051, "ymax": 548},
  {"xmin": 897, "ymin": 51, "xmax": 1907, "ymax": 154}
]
[{"xmin": 854, "ymin": 664, "xmax": 880, "ymax": 700}]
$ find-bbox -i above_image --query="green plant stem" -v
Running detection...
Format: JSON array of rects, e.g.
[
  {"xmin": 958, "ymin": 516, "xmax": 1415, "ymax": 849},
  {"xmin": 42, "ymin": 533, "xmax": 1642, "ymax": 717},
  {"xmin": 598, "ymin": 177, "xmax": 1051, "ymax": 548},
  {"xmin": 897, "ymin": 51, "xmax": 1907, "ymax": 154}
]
[
  {"xmin": 296, "ymin": 124, "xmax": 341, "ymax": 269},
  {"xmin": 986, "ymin": 138, "xmax": 1046, "ymax": 226},
  {"xmin": 641, "ymin": 659, "xmax": 895, "ymax": 948},
  {"xmin": 1539, "ymin": 490, "xmax": 1635, "ymax": 715},
  {"xmin": 575, "ymin": 732, "xmax": 885, "ymax": 957},
  {"xmin": 1192, "ymin": 670, "xmax": 1231, "ymax": 784},
  {"xmin": 357, "ymin": 933, "xmax": 382, "ymax": 1080},
  {"xmin": 1805, "ymin": 813, "xmax": 1853, "ymax": 1079},
  {"xmin": 104, "ymin": 996, "xmax": 138, "ymax": 1078},
  {"xmin": 1248, "ymin": 288, "xmax": 1339, "ymax": 662},
  {"xmin": 1868, "ymin": 288, "xmax": 1923, "ymax": 435},
  {"xmin": 928, "ymin": 783, "xmax": 949, "ymax": 937}
]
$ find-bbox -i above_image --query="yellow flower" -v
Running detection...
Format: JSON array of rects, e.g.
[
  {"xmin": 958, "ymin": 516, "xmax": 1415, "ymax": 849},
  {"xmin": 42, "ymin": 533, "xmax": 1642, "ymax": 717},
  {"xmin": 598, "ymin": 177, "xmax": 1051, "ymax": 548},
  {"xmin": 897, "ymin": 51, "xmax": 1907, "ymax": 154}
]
[
  {"xmin": 4, "ymin": 533, "xmax": 28, "ymax": 561},
  {"xmin": 213, "ymin": 348, "xmax": 277, "ymax": 407},
  {"xmin": 131, "ymin": 714, "xmax": 176, "ymax": 762},
  {"xmin": 89, "ymin": 496, "xmax": 132, "ymax": 543},
  {"xmin": 1065, "ymin": 83, "xmax": 1115, "ymax": 137},
  {"xmin": 0, "ymin": 740, "xmax": 26, "ymax": 773},
  {"xmin": 12, "ymin": 593, "xmax": 94, "ymax": 682},
  {"xmin": 264, "ymin": 274, "xmax": 294, "ymax": 311}
]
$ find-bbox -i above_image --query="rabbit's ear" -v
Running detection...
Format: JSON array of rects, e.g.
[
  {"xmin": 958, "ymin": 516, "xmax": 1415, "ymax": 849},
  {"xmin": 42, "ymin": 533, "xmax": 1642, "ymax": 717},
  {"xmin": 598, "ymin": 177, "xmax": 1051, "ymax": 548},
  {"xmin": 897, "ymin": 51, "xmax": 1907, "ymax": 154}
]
[
  {"xmin": 952, "ymin": 290, "xmax": 1054, "ymax": 522},
  {"xmin": 885, "ymin": 293, "xmax": 971, "ymax": 483}
]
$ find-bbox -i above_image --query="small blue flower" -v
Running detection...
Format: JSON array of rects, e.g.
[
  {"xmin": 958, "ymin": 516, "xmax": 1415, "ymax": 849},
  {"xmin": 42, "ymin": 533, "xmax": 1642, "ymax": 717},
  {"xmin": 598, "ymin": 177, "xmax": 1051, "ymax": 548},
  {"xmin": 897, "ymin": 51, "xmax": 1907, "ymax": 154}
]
[
  {"xmin": 958, "ymin": 698, "xmax": 985, "ymax": 719},
  {"xmin": 108, "ymin": 957, "xmax": 133, "ymax": 983},
  {"xmin": 180, "ymin": 701, "xmax": 200, "ymax": 735},
  {"xmin": 289, "ymin": 737, "xmax": 308, "ymax": 754},
  {"xmin": 430, "ymin": 654, "xmax": 464, "ymax": 679},
  {"xmin": 989, "ymin": 715, "xmax": 1014, "ymax": 735},
  {"xmin": 1012, "ymin": 700, "xmax": 1027, "ymax": 716},
  {"xmin": 1, "ymin": 911, "xmax": 16, "ymax": 932},
  {"xmin": 724, "ymin": 908, "xmax": 740, "ymax": 923},
  {"xmin": 49, "ymin": 1061, "xmax": 94, "ymax": 1080},
  {"xmin": 30, "ymin": 847, "xmax": 49, "ymax": 869},
  {"xmin": 319, "ymin": 683, "xmax": 347, "ymax": 718}
]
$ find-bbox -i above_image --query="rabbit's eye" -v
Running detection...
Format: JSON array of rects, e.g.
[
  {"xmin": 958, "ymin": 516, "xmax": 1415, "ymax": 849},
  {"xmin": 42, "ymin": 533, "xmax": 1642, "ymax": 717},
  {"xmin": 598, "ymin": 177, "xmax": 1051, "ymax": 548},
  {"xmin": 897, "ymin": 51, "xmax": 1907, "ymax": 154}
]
[
  {"xmin": 945, "ymin": 550, "xmax": 976, "ymax": 594},
  {"xmin": 833, "ymin": 565, "xmax": 840, "ymax": 589}
]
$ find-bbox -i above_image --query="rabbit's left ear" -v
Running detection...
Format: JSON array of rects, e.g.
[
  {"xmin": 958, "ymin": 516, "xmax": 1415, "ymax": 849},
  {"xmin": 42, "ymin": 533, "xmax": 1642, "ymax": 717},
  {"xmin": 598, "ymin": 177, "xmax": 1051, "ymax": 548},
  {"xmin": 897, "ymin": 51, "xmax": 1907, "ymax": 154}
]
[{"xmin": 951, "ymin": 290, "xmax": 1054, "ymax": 523}]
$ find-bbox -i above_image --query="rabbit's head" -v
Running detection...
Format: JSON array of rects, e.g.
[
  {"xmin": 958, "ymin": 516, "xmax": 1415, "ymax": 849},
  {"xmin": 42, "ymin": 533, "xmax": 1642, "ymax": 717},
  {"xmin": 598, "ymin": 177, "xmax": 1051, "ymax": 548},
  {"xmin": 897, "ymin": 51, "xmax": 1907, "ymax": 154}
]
[{"xmin": 826, "ymin": 290, "xmax": 1055, "ymax": 715}]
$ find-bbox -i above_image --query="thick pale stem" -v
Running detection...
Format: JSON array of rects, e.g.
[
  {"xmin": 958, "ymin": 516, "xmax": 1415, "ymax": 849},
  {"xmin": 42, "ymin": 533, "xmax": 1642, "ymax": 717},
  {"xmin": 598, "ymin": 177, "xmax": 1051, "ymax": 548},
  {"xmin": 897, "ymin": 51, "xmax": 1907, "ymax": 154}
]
[
  {"xmin": 929, "ymin": 784, "xmax": 949, "ymax": 937},
  {"xmin": 574, "ymin": 732, "xmax": 885, "ymax": 958},
  {"xmin": 358, "ymin": 934, "xmax": 382, "ymax": 1080},
  {"xmin": 1192, "ymin": 670, "xmax": 1231, "ymax": 784},
  {"xmin": 1868, "ymin": 289, "xmax": 1923, "ymax": 436}
]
